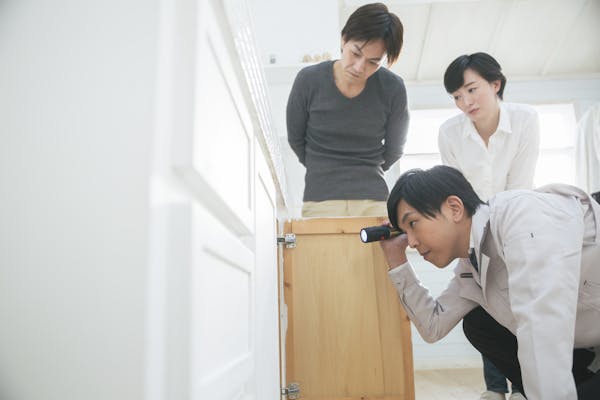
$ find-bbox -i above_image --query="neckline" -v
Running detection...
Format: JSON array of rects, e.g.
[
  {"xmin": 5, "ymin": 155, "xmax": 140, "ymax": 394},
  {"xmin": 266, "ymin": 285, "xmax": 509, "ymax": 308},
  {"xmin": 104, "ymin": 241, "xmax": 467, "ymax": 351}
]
[{"xmin": 330, "ymin": 60, "xmax": 370, "ymax": 100}]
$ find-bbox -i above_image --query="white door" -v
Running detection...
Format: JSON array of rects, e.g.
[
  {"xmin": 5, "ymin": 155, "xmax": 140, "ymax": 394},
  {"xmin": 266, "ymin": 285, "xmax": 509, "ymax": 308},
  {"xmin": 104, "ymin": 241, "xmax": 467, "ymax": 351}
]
[
  {"xmin": 254, "ymin": 141, "xmax": 281, "ymax": 400},
  {"xmin": 147, "ymin": 0, "xmax": 282, "ymax": 399}
]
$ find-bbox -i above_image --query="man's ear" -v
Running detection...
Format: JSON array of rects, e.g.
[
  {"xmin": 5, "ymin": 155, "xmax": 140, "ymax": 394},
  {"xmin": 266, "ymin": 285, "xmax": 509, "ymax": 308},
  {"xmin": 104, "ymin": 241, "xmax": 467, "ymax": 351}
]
[{"xmin": 445, "ymin": 195, "xmax": 466, "ymax": 222}]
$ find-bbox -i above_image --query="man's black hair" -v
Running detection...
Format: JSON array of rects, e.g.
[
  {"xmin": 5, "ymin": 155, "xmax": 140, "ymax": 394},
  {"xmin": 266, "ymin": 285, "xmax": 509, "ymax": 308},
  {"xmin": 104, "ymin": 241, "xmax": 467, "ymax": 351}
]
[
  {"xmin": 443, "ymin": 52, "xmax": 506, "ymax": 100},
  {"xmin": 341, "ymin": 3, "xmax": 404, "ymax": 65},
  {"xmin": 387, "ymin": 165, "xmax": 484, "ymax": 230}
]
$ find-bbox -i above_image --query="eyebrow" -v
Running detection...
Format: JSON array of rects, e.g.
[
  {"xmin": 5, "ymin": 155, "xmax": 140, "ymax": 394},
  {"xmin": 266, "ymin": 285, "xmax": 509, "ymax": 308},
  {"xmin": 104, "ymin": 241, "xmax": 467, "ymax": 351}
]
[
  {"xmin": 401, "ymin": 211, "xmax": 416, "ymax": 224},
  {"xmin": 463, "ymin": 80, "xmax": 478, "ymax": 88},
  {"xmin": 353, "ymin": 44, "xmax": 383, "ymax": 62}
]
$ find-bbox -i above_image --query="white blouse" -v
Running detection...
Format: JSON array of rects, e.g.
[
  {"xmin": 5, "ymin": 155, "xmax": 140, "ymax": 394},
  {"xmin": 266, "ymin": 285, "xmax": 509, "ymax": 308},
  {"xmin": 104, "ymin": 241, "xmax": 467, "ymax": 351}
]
[{"xmin": 438, "ymin": 102, "xmax": 540, "ymax": 201}]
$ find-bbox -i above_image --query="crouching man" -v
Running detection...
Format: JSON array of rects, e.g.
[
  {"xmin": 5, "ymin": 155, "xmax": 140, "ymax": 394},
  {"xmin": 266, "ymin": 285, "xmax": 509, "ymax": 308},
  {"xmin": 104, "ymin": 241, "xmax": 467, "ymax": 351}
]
[{"xmin": 381, "ymin": 165, "xmax": 600, "ymax": 400}]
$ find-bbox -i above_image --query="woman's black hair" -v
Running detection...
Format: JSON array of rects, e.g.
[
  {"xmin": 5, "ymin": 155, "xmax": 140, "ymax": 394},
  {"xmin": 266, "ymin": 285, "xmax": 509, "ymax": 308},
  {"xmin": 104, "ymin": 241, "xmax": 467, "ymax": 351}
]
[
  {"xmin": 387, "ymin": 165, "xmax": 484, "ymax": 230},
  {"xmin": 341, "ymin": 3, "xmax": 404, "ymax": 65},
  {"xmin": 443, "ymin": 52, "xmax": 506, "ymax": 100}
]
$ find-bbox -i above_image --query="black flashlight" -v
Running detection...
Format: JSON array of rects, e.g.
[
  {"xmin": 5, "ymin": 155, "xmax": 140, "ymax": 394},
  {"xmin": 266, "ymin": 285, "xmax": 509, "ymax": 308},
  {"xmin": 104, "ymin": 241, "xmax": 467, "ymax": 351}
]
[{"xmin": 359, "ymin": 226, "xmax": 403, "ymax": 243}]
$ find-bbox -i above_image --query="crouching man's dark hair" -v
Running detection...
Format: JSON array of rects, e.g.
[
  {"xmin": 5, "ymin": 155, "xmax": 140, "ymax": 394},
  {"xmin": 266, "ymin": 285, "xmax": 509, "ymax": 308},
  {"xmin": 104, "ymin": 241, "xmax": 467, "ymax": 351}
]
[{"xmin": 387, "ymin": 165, "xmax": 484, "ymax": 231}]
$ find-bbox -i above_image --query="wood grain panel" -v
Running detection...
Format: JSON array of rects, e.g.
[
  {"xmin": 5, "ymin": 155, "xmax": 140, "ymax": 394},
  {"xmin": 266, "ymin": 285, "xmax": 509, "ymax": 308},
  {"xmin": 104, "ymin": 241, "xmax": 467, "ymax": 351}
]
[{"xmin": 283, "ymin": 217, "xmax": 414, "ymax": 400}]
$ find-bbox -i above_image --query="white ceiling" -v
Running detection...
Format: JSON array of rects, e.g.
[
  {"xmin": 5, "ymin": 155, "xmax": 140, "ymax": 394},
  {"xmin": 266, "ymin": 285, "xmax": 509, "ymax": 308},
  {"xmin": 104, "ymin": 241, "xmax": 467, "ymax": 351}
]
[{"xmin": 340, "ymin": 0, "xmax": 600, "ymax": 83}]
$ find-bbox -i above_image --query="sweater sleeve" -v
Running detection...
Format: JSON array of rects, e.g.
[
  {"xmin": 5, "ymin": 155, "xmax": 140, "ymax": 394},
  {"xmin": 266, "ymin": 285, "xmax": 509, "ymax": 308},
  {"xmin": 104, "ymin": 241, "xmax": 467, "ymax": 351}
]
[
  {"xmin": 286, "ymin": 70, "xmax": 309, "ymax": 165},
  {"xmin": 382, "ymin": 85, "xmax": 409, "ymax": 171}
]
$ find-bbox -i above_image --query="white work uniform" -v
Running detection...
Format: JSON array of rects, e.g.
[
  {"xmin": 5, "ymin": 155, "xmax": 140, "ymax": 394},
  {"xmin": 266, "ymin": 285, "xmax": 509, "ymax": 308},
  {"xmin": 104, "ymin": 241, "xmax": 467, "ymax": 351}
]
[
  {"xmin": 438, "ymin": 102, "xmax": 540, "ymax": 201},
  {"xmin": 388, "ymin": 184, "xmax": 600, "ymax": 400}
]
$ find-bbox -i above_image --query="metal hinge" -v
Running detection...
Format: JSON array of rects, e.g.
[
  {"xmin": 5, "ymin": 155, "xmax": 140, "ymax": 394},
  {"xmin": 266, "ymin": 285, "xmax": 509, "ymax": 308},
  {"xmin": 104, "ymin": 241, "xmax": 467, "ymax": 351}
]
[
  {"xmin": 281, "ymin": 382, "xmax": 300, "ymax": 399},
  {"xmin": 277, "ymin": 233, "xmax": 296, "ymax": 248}
]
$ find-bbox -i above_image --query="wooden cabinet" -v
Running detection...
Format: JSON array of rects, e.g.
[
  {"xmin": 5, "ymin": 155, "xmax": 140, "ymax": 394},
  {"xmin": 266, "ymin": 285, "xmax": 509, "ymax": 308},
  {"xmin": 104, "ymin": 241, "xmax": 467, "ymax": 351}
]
[{"xmin": 282, "ymin": 217, "xmax": 415, "ymax": 400}]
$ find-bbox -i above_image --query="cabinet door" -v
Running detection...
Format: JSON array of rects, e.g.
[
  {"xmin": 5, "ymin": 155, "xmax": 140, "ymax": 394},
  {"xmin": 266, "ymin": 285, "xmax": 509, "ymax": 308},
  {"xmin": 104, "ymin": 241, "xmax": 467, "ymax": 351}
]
[{"xmin": 283, "ymin": 217, "xmax": 415, "ymax": 400}]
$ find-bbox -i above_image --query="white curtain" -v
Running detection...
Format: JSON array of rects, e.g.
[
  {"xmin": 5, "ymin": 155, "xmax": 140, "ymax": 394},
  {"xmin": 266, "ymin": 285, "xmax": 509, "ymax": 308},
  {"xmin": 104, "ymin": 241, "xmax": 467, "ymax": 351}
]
[{"xmin": 576, "ymin": 103, "xmax": 600, "ymax": 194}]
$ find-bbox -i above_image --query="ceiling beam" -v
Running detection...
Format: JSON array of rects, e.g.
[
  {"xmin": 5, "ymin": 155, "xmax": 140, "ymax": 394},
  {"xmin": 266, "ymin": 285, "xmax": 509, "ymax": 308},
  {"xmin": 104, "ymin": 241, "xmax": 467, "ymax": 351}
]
[{"xmin": 415, "ymin": 4, "xmax": 433, "ymax": 81}]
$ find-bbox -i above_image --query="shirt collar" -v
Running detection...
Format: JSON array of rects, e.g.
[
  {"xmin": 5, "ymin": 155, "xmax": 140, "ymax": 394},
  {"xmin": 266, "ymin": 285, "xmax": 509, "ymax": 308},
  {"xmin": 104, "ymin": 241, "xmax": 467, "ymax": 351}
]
[
  {"xmin": 460, "ymin": 101, "xmax": 512, "ymax": 139},
  {"xmin": 497, "ymin": 102, "xmax": 512, "ymax": 134},
  {"xmin": 461, "ymin": 117, "xmax": 477, "ymax": 140},
  {"xmin": 469, "ymin": 204, "xmax": 490, "ymax": 259}
]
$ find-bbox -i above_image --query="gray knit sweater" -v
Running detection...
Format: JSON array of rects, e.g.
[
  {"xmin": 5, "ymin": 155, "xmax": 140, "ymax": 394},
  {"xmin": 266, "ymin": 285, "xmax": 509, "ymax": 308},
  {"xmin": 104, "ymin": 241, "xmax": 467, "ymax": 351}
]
[{"xmin": 286, "ymin": 61, "xmax": 409, "ymax": 202}]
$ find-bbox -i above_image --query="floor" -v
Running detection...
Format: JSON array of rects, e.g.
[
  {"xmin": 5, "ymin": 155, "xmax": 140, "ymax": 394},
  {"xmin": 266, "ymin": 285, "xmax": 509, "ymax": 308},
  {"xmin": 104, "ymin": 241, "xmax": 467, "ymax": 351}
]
[{"xmin": 414, "ymin": 368, "xmax": 486, "ymax": 400}]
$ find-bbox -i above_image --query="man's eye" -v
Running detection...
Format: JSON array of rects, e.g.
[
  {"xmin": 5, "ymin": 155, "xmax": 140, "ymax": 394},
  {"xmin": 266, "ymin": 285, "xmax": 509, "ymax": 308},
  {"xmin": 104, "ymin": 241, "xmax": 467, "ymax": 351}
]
[
  {"xmin": 409, "ymin": 221, "xmax": 416, "ymax": 228},
  {"xmin": 453, "ymin": 95, "xmax": 460, "ymax": 101}
]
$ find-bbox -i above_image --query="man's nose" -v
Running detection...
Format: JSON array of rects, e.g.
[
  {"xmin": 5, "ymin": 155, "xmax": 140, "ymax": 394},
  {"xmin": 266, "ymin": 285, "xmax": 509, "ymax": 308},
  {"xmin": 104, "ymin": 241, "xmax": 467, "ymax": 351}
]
[
  {"xmin": 353, "ymin": 58, "xmax": 365, "ymax": 73},
  {"xmin": 406, "ymin": 231, "xmax": 419, "ymax": 248}
]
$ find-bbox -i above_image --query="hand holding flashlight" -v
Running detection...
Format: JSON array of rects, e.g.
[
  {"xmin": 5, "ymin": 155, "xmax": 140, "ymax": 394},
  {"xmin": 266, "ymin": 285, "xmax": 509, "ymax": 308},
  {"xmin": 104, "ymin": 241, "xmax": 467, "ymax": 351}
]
[
  {"xmin": 361, "ymin": 224, "xmax": 409, "ymax": 270},
  {"xmin": 359, "ymin": 225, "xmax": 404, "ymax": 243}
]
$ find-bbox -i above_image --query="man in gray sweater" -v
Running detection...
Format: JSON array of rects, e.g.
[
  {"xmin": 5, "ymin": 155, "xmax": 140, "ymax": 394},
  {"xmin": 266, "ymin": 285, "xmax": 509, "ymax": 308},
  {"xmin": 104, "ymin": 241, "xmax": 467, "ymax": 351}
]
[{"xmin": 287, "ymin": 2, "xmax": 409, "ymax": 217}]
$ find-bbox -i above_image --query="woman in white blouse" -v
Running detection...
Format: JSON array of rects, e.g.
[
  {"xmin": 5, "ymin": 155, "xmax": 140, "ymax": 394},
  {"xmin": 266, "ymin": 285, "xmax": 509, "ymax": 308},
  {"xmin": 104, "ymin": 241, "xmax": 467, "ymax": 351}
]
[
  {"xmin": 438, "ymin": 52, "xmax": 540, "ymax": 202},
  {"xmin": 438, "ymin": 52, "xmax": 540, "ymax": 400}
]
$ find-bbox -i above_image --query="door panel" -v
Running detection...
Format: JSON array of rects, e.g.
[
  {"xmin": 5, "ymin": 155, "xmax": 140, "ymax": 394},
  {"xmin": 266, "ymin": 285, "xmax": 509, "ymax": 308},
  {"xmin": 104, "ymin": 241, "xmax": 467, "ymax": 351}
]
[
  {"xmin": 192, "ymin": 206, "xmax": 254, "ymax": 400},
  {"xmin": 254, "ymin": 142, "xmax": 280, "ymax": 400},
  {"xmin": 173, "ymin": 0, "xmax": 254, "ymax": 234},
  {"xmin": 159, "ymin": 0, "xmax": 282, "ymax": 399},
  {"xmin": 194, "ymin": 27, "xmax": 253, "ymax": 222},
  {"xmin": 283, "ymin": 217, "xmax": 415, "ymax": 400}
]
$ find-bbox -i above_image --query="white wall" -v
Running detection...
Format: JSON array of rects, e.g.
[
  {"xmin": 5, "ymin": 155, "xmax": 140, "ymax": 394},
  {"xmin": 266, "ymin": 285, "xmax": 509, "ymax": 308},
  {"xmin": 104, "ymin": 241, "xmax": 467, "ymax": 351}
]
[
  {"xmin": 406, "ymin": 255, "xmax": 483, "ymax": 370},
  {"xmin": 0, "ymin": 1, "xmax": 156, "ymax": 398},
  {"xmin": 249, "ymin": 0, "xmax": 340, "ymax": 66}
]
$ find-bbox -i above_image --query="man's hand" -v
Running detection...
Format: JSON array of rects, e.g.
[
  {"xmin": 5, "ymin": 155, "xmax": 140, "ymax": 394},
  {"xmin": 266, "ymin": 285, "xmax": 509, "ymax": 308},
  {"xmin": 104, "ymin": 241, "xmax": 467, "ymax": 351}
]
[{"xmin": 378, "ymin": 221, "xmax": 409, "ymax": 270}]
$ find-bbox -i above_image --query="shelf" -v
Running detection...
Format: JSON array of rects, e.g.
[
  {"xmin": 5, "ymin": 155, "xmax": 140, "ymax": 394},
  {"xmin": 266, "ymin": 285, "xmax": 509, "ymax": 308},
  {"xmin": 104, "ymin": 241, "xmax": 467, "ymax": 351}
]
[{"xmin": 262, "ymin": 63, "xmax": 318, "ymax": 84}]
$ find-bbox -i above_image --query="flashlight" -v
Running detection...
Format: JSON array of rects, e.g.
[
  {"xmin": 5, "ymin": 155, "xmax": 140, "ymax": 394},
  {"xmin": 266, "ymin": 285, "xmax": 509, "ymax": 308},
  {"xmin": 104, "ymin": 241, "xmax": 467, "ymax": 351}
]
[{"xmin": 359, "ymin": 226, "xmax": 403, "ymax": 243}]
